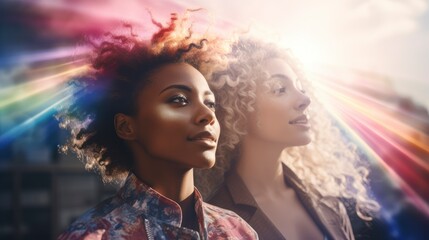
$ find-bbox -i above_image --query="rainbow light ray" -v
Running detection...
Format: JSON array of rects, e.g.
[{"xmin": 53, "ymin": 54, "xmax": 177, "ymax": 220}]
[
  {"xmin": 0, "ymin": 93, "xmax": 73, "ymax": 145},
  {"xmin": 4, "ymin": 85, "xmax": 74, "ymax": 120},
  {"xmin": 340, "ymin": 107, "xmax": 429, "ymax": 216},
  {"xmin": 313, "ymin": 70, "xmax": 429, "ymax": 217},
  {"xmin": 0, "ymin": 64, "xmax": 88, "ymax": 109},
  {"xmin": 314, "ymin": 76, "xmax": 429, "ymax": 169},
  {"xmin": 327, "ymin": 105, "xmax": 429, "ymax": 217},
  {"xmin": 0, "ymin": 46, "xmax": 89, "ymax": 66},
  {"xmin": 314, "ymin": 72, "xmax": 429, "ymax": 154}
]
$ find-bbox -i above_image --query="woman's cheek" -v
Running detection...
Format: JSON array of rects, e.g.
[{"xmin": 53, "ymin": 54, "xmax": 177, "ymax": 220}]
[
  {"xmin": 263, "ymin": 101, "xmax": 293, "ymax": 134},
  {"xmin": 154, "ymin": 106, "xmax": 190, "ymax": 124}
]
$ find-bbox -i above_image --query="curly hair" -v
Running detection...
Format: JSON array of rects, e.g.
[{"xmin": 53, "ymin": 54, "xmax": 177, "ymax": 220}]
[
  {"xmin": 57, "ymin": 12, "xmax": 230, "ymax": 184},
  {"xmin": 196, "ymin": 38, "xmax": 380, "ymax": 221}
]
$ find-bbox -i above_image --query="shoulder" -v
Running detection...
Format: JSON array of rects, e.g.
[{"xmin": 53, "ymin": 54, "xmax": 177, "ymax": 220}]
[
  {"xmin": 203, "ymin": 202, "xmax": 258, "ymax": 239},
  {"xmin": 207, "ymin": 182, "xmax": 253, "ymax": 220},
  {"xmin": 73, "ymin": 194, "xmax": 122, "ymax": 223},
  {"xmin": 340, "ymin": 198, "xmax": 391, "ymax": 240},
  {"xmin": 204, "ymin": 201, "xmax": 242, "ymax": 219},
  {"xmin": 57, "ymin": 217, "xmax": 113, "ymax": 240},
  {"xmin": 207, "ymin": 183, "xmax": 233, "ymax": 206},
  {"xmin": 58, "ymin": 195, "xmax": 137, "ymax": 239},
  {"xmin": 207, "ymin": 176, "xmax": 258, "ymax": 222}
]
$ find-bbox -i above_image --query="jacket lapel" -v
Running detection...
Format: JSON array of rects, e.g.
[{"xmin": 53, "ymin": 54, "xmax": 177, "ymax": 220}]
[
  {"xmin": 226, "ymin": 172, "xmax": 286, "ymax": 240},
  {"xmin": 282, "ymin": 164, "xmax": 354, "ymax": 240}
]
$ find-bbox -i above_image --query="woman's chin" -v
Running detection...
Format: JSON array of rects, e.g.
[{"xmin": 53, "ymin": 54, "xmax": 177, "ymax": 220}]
[
  {"xmin": 192, "ymin": 154, "xmax": 216, "ymax": 169},
  {"xmin": 286, "ymin": 136, "xmax": 312, "ymax": 147},
  {"xmin": 200, "ymin": 158, "xmax": 216, "ymax": 169},
  {"xmin": 302, "ymin": 137, "xmax": 312, "ymax": 145}
]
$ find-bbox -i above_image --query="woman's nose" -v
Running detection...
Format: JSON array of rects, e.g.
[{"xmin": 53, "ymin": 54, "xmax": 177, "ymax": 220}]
[
  {"xmin": 295, "ymin": 91, "xmax": 311, "ymax": 111},
  {"xmin": 195, "ymin": 103, "xmax": 216, "ymax": 125}
]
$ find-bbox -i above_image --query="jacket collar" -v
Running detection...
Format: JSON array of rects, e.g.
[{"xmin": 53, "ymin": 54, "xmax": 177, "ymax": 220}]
[
  {"xmin": 225, "ymin": 170, "xmax": 285, "ymax": 239},
  {"xmin": 224, "ymin": 163, "xmax": 353, "ymax": 240},
  {"xmin": 119, "ymin": 173, "xmax": 207, "ymax": 238},
  {"xmin": 225, "ymin": 169, "xmax": 259, "ymax": 207}
]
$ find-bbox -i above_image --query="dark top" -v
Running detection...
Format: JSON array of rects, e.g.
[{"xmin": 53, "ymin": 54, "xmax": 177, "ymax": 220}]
[{"xmin": 208, "ymin": 163, "xmax": 355, "ymax": 240}]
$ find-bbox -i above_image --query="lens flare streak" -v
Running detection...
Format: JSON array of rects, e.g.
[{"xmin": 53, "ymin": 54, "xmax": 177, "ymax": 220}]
[
  {"xmin": 329, "ymin": 107, "xmax": 429, "ymax": 217},
  {"xmin": 0, "ymin": 65, "xmax": 88, "ymax": 109},
  {"xmin": 313, "ymin": 74, "xmax": 429, "ymax": 154},
  {"xmin": 314, "ymin": 72, "xmax": 429, "ymax": 217},
  {"xmin": 316, "ymin": 82, "xmax": 429, "ymax": 172},
  {"xmin": 0, "ymin": 93, "xmax": 73, "ymax": 145}
]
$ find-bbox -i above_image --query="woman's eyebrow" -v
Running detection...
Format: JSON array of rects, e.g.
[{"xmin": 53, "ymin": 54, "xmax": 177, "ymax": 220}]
[
  {"xmin": 159, "ymin": 84, "xmax": 192, "ymax": 94},
  {"xmin": 269, "ymin": 74, "xmax": 292, "ymax": 82}
]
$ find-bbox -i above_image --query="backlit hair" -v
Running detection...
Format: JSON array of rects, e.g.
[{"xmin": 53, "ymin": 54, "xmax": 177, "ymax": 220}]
[
  {"xmin": 57, "ymin": 12, "xmax": 230, "ymax": 184},
  {"xmin": 197, "ymin": 38, "xmax": 380, "ymax": 221}
]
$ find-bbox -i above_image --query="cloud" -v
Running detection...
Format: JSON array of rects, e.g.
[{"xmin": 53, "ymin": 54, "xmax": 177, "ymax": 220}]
[{"xmin": 344, "ymin": 0, "xmax": 427, "ymax": 43}]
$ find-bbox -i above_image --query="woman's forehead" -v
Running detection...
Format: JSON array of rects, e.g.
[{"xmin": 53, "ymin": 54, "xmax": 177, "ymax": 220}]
[
  {"xmin": 261, "ymin": 58, "xmax": 297, "ymax": 80},
  {"xmin": 142, "ymin": 63, "xmax": 210, "ymax": 93}
]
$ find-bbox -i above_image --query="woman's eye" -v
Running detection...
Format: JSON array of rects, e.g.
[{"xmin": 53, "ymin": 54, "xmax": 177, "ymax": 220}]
[
  {"xmin": 272, "ymin": 87, "xmax": 287, "ymax": 95},
  {"xmin": 205, "ymin": 101, "xmax": 217, "ymax": 111},
  {"xmin": 170, "ymin": 95, "xmax": 188, "ymax": 105},
  {"xmin": 296, "ymin": 79, "xmax": 305, "ymax": 93}
]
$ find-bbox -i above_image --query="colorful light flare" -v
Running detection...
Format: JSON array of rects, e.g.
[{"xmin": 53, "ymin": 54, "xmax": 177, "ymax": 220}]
[
  {"xmin": 313, "ymin": 71, "xmax": 429, "ymax": 218},
  {"xmin": 1, "ymin": 0, "xmax": 428, "ymax": 238},
  {"xmin": 0, "ymin": 64, "xmax": 88, "ymax": 109}
]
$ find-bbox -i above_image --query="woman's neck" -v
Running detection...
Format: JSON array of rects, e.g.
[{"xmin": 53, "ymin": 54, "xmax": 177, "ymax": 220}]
[
  {"xmin": 132, "ymin": 153, "xmax": 198, "ymax": 231},
  {"xmin": 133, "ymin": 160, "xmax": 195, "ymax": 202},
  {"xmin": 236, "ymin": 135, "xmax": 286, "ymax": 197},
  {"xmin": 130, "ymin": 141, "xmax": 196, "ymax": 202}
]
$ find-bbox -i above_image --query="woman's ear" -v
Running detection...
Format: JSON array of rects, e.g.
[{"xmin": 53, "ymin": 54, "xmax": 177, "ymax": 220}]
[{"xmin": 114, "ymin": 113, "xmax": 136, "ymax": 140}]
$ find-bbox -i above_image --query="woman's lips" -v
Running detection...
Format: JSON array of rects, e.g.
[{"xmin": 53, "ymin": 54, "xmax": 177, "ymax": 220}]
[
  {"xmin": 187, "ymin": 131, "xmax": 217, "ymax": 148},
  {"xmin": 289, "ymin": 115, "xmax": 310, "ymax": 129}
]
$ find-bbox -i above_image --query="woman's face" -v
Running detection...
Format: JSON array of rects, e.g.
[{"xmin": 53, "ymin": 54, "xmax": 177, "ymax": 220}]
[
  {"xmin": 129, "ymin": 63, "xmax": 220, "ymax": 169},
  {"xmin": 247, "ymin": 58, "xmax": 311, "ymax": 147}
]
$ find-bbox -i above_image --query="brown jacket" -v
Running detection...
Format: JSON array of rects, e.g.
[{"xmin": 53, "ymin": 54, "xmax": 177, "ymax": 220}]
[{"xmin": 208, "ymin": 164, "xmax": 355, "ymax": 240}]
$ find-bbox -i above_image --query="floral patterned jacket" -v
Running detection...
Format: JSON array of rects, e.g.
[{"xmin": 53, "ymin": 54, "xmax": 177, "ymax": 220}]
[{"xmin": 58, "ymin": 173, "xmax": 258, "ymax": 240}]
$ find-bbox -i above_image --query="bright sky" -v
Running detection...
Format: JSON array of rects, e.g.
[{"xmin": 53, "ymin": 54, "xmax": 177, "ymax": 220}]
[
  {"xmin": 30, "ymin": 0, "xmax": 429, "ymax": 109},
  {"xmin": 188, "ymin": 0, "xmax": 429, "ymax": 109}
]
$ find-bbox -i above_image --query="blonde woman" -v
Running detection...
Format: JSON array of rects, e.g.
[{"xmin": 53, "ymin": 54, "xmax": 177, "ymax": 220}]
[{"xmin": 197, "ymin": 38, "xmax": 380, "ymax": 240}]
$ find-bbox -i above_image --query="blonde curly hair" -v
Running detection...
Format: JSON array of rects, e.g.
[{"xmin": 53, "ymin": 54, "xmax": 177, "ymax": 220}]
[
  {"xmin": 57, "ymin": 11, "xmax": 230, "ymax": 184},
  {"xmin": 196, "ymin": 38, "xmax": 379, "ymax": 221}
]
